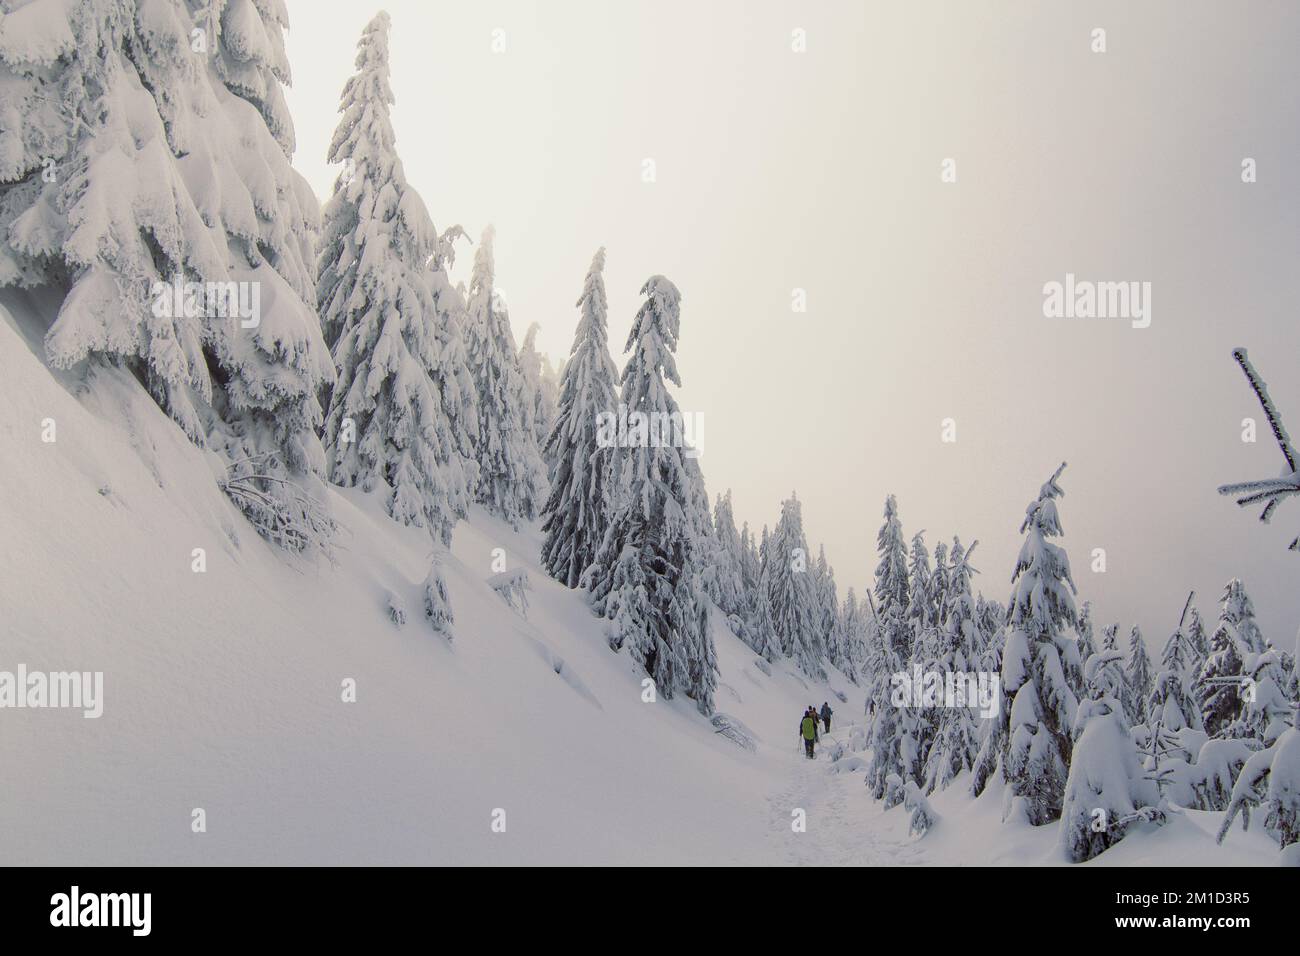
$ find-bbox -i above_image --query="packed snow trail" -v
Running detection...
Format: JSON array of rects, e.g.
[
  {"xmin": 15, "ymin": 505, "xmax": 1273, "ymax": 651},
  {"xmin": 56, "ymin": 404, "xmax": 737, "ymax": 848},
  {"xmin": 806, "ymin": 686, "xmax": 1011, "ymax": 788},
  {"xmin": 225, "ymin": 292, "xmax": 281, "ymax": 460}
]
[{"xmin": 764, "ymin": 724, "xmax": 924, "ymax": 866}]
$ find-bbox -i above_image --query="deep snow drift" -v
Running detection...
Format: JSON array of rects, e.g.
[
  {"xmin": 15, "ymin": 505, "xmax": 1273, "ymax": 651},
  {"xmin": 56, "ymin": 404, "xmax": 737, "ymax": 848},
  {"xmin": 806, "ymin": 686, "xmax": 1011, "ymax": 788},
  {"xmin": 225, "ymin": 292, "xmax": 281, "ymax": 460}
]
[{"xmin": 0, "ymin": 292, "xmax": 1279, "ymax": 865}]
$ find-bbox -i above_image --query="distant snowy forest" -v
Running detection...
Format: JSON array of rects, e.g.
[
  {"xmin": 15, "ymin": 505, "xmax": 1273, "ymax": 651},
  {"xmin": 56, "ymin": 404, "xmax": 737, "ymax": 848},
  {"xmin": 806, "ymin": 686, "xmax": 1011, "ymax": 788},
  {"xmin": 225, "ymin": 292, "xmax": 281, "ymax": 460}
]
[{"xmin": 1, "ymin": 1, "xmax": 1297, "ymax": 866}]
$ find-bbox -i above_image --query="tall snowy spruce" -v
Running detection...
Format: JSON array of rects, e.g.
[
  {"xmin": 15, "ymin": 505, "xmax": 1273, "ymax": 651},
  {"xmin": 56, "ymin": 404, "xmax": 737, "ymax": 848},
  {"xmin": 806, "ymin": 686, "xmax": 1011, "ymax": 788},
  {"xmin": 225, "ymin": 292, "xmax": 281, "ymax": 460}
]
[
  {"xmin": 866, "ymin": 495, "xmax": 922, "ymax": 803},
  {"xmin": 703, "ymin": 490, "xmax": 748, "ymax": 632},
  {"xmin": 518, "ymin": 321, "xmax": 560, "ymax": 464},
  {"xmin": 923, "ymin": 538, "xmax": 983, "ymax": 792},
  {"xmin": 1125, "ymin": 626, "xmax": 1154, "ymax": 725},
  {"xmin": 997, "ymin": 463, "xmax": 1080, "ymax": 825},
  {"xmin": 872, "ymin": 495, "xmax": 911, "ymax": 664},
  {"xmin": 837, "ymin": 587, "xmax": 865, "ymax": 683},
  {"xmin": 584, "ymin": 276, "xmax": 715, "ymax": 713},
  {"xmin": 539, "ymin": 248, "xmax": 619, "ymax": 587},
  {"xmin": 316, "ymin": 12, "xmax": 475, "ymax": 554},
  {"xmin": 905, "ymin": 531, "xmax": 936, "ymax": 658},
  {"xmin": 463, "ymin": 226, "xmax": 547, "ymax": 528},
  {"xmin": 814, "ymin": 545, "xmax": 839, "ymax": 665},
  {"xmin": 756, "ymin": 494, "xmax": 825, "ymax": 679},
  {"xmin": 0, "ymin": 0, "xmax": 332, "ymax": 549}
]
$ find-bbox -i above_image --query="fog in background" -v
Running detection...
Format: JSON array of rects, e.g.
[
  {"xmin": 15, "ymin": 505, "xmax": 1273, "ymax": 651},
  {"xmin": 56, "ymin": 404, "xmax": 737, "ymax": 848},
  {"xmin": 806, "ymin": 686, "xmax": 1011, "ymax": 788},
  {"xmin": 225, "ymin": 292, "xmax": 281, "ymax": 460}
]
[{"xmin": 284, "ymin": 0, "xmax": 1300, "ymax": 648}]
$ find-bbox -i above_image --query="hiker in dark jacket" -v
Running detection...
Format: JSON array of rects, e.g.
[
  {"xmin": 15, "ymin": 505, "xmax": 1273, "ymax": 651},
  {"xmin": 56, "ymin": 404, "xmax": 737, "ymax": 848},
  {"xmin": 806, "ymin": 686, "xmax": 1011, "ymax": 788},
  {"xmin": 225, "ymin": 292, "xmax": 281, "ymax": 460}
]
[
  {"xmin": 820, "ymin": 701, "xmax": 833, "ymax": 733},
  {"xmin": 799, "ymin": 710, "xmax": 818, "ymax": 758}
]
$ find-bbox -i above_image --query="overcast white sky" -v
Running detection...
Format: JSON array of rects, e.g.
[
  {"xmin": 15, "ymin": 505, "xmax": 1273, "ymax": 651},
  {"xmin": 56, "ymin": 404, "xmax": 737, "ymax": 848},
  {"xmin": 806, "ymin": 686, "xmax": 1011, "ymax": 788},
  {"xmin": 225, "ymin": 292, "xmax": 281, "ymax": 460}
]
[{"xmin": 283, "ymin": 0, "xmax": 1300, "ymax": 648}]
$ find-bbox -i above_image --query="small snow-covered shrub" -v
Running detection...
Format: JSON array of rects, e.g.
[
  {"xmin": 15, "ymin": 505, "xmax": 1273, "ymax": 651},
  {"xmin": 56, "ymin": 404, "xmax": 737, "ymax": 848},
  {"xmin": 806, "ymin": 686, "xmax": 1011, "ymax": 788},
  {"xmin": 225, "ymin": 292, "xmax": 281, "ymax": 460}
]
[
  {"xmin": 488, "ymin": 568, "xmax": 532, "ymax": 617},
  {"xmin": 384, "ymin": 589, "xmax": 407, "ymax": 627},
  {"xmin": 221, "ymin": 456, "xmax": 336, "ymax": 555},
  {"xmin": 887, "ymin": 773, "xmax": 938, "ymax": 835},
  {"xmin": 849, "ymin": 725, "xmax": 868, "ymax": 752},
  {"xmin": 424, "ymin": 558, "xmax": 454, "ymax": 638},
  {"xmin": 828, "ymin": 754, "xmax": 867, "ymax": 774}
]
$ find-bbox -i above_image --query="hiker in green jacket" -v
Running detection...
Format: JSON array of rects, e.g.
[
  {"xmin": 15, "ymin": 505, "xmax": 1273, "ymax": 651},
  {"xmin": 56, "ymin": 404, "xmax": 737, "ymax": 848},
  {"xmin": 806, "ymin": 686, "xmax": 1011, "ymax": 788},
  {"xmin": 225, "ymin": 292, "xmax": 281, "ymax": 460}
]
[{"xmin": 799, "ymin": 709, "xmax": 818, "ymax": 758}]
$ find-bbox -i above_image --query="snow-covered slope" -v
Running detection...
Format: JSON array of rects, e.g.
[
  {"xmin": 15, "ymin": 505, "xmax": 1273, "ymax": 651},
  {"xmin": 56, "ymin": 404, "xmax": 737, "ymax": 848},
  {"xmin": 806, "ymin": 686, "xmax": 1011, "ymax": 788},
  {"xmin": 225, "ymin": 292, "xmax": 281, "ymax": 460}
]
[
  {"xmin": 0, "ymin": 291, "xmax": 1279, "ymax": 865},
  {"xmin": 0, "ymin": 290, "xmax": 866, "ymax": 864}
]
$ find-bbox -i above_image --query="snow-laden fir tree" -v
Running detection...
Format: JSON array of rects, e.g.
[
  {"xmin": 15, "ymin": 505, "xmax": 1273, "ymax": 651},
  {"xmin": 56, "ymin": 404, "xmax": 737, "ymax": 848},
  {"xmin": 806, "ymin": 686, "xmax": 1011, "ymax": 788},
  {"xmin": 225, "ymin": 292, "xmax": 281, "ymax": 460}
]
[
  {"xmin": 1060, "ymin": 648, "xmax": 1161, "ymax": 862},
  {"xmin": 748, "ymin": 525, "xmax": 781, "ymax": 662},
  {"xmin": 873, "ymin": 495, "xmax": 911, "ymax": 660},
  {"xmin": 584, "ymin": 275, "xmax": 715, "ymax": 713},
  {"xmin": 814, "ymin": 545, "xmax": 840, "ymax": 667},
  {"xmin": 1187, "ymin": 605, "xmax": 1210, "ymax": 664},
  {"xmin": 930, "ymin": 539, "xmax": 950, "ymax": 632},
  {"xmin": 1125, "ymin": 626, "xmax": 1154, "ymax": 726},
  {"xmin": 757, "ymin": 494, "xmax": 826, "ymax": 679},
  {"xmin": 904, "ymin": 531, "xmax": 934, "ymax": 654},
  {"xmin": 317, "ymin": 12, "xmax": 476, "ymax": 560},
  {"xmin": 997, "ymin": 463, "xmax": 1080, "ymax": 825},
  {"xmin": 703, "ymin": 490, "xmax": 747, "ymax": 633},
  {"xmin": 1149, "ymin": 594, "xmax": 1204, "ymax": 733},
  {"xmin": 923, "ymin": 538, "xmax": 983, "ymax": 792},
  {"xmin": 837, "ymin": 587, "xmax": 865, "ymax": 683},
  {"xmin": 1196, "ymin": 579, "xmax": 1269, "ymax": 738},
  {"xmin": 463, "ymin": 226, "xmax": 547, "ymax": 528},
  {"xmin": 737, "ymin": 521, "xmax": 767, "ymax": 653},
  {"xmin": 866, "ymin": 496, "xmax": 923, "ymax": 803},
  {"xmin": 905, "ymin": 531, "xmax": 943, "ymax": 772},
  {"xmin": 1072, "ymin": 601, "xmax": 1097, "ymax": 700},
  {"xmin": 1, "ymin": 0, "xmax": 333, "ymax": 549},
  {"xmin": 969, "ymin": 596, "xmax": 1010, "ymax": 797},
  {"xmin": 539, "ymin": 248, "xmax": 619, "ymax": 587},
  {"xmin": 1102, "ymin": 623, "xmax": 1119, "ymax": 651},
  {"xmin": 518, "ymin": 321, "xmax": 560, "ymax": 465}
]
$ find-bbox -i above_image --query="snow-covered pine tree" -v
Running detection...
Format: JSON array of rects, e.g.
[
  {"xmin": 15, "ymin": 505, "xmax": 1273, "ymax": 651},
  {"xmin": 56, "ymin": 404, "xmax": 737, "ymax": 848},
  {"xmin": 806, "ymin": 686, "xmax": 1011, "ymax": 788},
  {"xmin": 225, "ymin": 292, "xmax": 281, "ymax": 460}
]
[
  {"xmin": 539, "ymin": 248, "xmax": 619, "ymax": 587},
  {"xmin": 904, "ymin": 530, "xmax": 934, "ymax": 658},
  {"xmin": 905, "ymin": 531, "xmax": 943, "ymax": 774},
  {"xmin": 738, "ymin": 520, "xmax": 766, "ymax": 653},
  {"xmin": 923, "ymin": 538, "xmax": 983, "ymax": 792},
  {"xmin": 931, "ymin": 539, "xmax": 950, "ymax": 631},
  {"xmin": 1102, "ymin": 623, "xmax": 1120, "ymax": 652},
  {"xmin": 1187, "ymin": 605, "xmax": 1210, "ymax": 664},
  {"xmin": 814, "ymin": 544, "xmax": 840, "ymax": 667},
  {"xmin": 998, "ymin": 463, "xmax": 1080, "ymax": 825},
  {"xmin": 584, "ymin": 275, "xmax": 715, "ymax": 712},
  {"xmin": 866, "ymin": 495, "xmax": 923, "ymax": 802},
  {"xmin": 1060, "ymin": 648, "xmax": 1161, "ymax": 862},
  {"xmin": 316, "ymin": 12, "xmax": 475, "ymax": 562},
  {"xmin": 518, "ymin": 322, "xmax": 559, "ymax": 464},
  {"xmin": 837, "ymin": 587, "xmax": 864, "ymax": 683},
  {"xmin": 1196, "ymin": 579, "xmax": 1268, "ymax": 738},
  {"xmin": 1073, "ymin": 601, "xmax": 1097, "ymax": 700},
  {"xmin": 874, "ymin": 495, "xmax": 911, "ymax": 660},
  {"xmin": 749, "ymin": 525, "xmax": 780, "ymax": 662},
  {"xmin": 703, "ymin": 490, "xmax": 747, "ymax": 632},
  {"xmin": 1125, "ymin": 626, "xmax": 1154, "ymax": 726},
  {"xmin": 463, "ymin": 226, "xmax": 547, "ymax": 528},
  {"xmin": 757, "ymin": 494, "xmax": 825, "ymax": 679},
  {"xmin": 1, "ymin": 0, "xmax": 333, "ymax": 549},
  {"xmin": 1149, "ymin": 593, "xmax": 1203, "ymax": 733}
]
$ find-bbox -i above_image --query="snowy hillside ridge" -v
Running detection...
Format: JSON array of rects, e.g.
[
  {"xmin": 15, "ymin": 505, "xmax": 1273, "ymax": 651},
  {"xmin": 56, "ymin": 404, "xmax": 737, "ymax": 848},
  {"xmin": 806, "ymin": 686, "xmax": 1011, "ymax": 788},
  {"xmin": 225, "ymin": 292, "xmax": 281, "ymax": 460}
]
[
  {"xmin": 1, "ymin": 3, "xmax": 1297, "ymax": 867},
  {"xmin": 0, "ymin": 288, "xmax": 1288, "ymax": 865}
]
